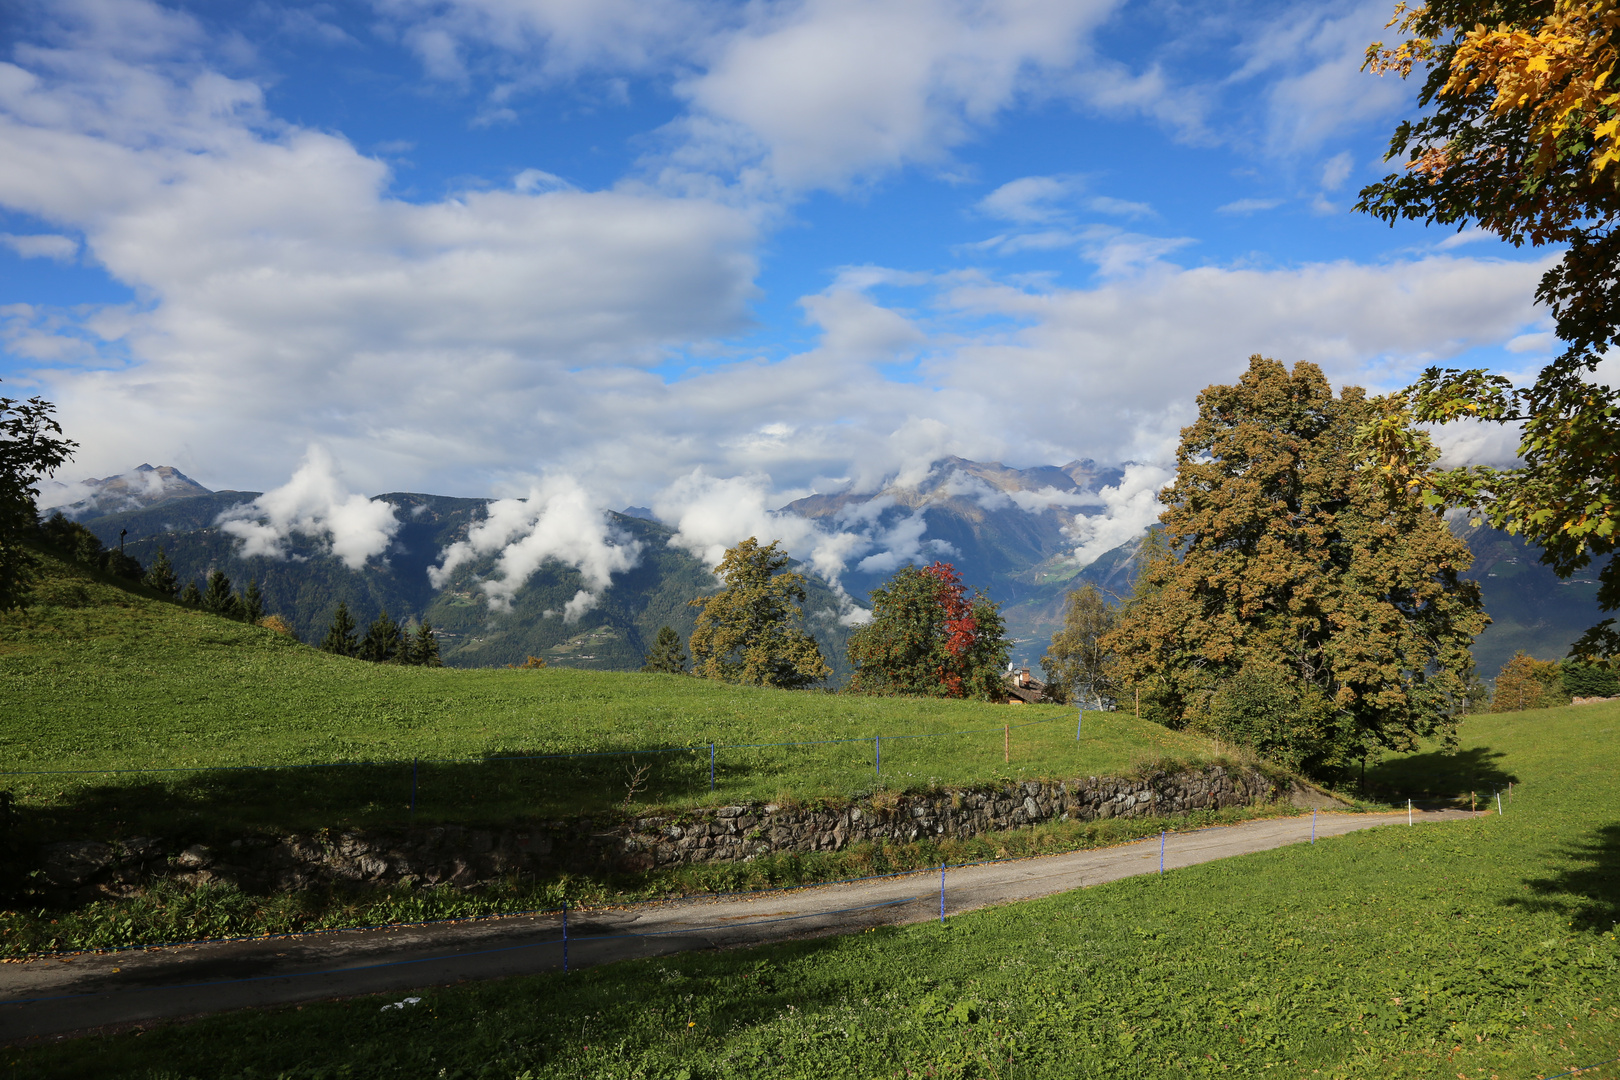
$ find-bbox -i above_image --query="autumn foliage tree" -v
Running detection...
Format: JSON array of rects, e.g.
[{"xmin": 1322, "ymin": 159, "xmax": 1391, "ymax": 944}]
[
  {"xmin": 1104, "ymin": 357, "xmax": 1489, "ymax": 776},
  {"xmin": 688, "ymin": 537, "xmax": 830, "ymax": 689},
  {"xmin": 1359, "ymin": 0, "xmax": 1620, "ymax": 657},
  {"xmin": 846, "ymin": 562, "xmax": 1010, "ymax": 699},
  {"xmin": 1490, "ymin": 650, "xmax": 1572, "ymax": 711}
]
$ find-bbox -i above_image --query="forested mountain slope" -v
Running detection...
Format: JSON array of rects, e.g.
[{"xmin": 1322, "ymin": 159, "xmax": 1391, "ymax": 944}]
[{"xmin": 68, "ymin": 458, "xmax": 1605, "ymax": 678}]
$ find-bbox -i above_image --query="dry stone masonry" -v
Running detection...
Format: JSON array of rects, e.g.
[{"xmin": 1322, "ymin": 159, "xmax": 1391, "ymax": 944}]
[{"xmin": 34, "ymin": 766, "xmax": 1320, "ymax": 898}]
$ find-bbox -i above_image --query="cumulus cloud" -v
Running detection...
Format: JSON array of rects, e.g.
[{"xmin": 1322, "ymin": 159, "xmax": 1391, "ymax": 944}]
[
  {"xmin": 217, "ymin": 447, "xmax": 402, "ymax": 569},
  {"xmin": 429, "ymin": 475, "xmax": 642, "ymax": 618},
  {"xmin": 0, "ymin": 0, "xmax": 758, "ymax": 493},
  {"xmin": 0, "ymin": 0, "xmax": 1565, "ymax": 551},
  {"xmin": 1, "ymin": 233, "xmax": 77, "ymax": 261},
  {"xmin": 664, "ymin": 0, "xmax": 1120, "ymax": 193},
  {"xmin": 1062, "ymin": 463, "xmax": 1173, "ymax": 568}
]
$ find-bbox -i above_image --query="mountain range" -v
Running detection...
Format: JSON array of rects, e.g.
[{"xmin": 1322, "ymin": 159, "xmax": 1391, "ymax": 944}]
[{"xmin": 54, "ymin": 459, "xmax": 1605, "ymax": 682}]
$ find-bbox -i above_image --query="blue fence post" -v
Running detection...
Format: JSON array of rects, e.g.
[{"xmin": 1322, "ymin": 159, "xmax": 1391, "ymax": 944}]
[
  {"xmin": 1311, "ymin": 809, "xmax": 1317, "ymax": 843},
  {"xmin": 1159, "ymin": 830, "xmax": 1165, "ymax": 875},
  {"xmin": 410, "ymin": 757, "xmax": 418, "ymax": 818},
  {"xmin": 875, "ymin": 735, "xmax": 881, "ymax": 779},
  {"xmin": 709, "ymin": 743, "xmax": 715, "ymax": 793},
  {"xmin": 1076, "ymin": 706, "xmax": 1083, "ymax": 741},
  {"xmin": 563, "ymin": 899, "xmax": 569, "ymax": 973},
  {"xmin": 940, "ymin": 864, "xmax": 946, "ymax": 923}
]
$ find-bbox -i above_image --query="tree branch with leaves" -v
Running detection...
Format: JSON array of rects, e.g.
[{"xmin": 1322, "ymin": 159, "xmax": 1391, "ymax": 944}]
[{"xmin": 1359, "ymin": 0, "xmax": 1620, "ymax": 657}]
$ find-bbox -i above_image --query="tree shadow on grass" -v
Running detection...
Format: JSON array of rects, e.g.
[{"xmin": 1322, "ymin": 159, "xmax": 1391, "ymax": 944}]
[
  {"xmin": 1362, "ymin": 745, "xmax": 1519, "ymax": 806},
  {"xmin": 1504, "ymin": 822, "xmax": 1620, "ymax": 933},
  {"xmin": 4, "ymin": 747, "xmax": 722, "ymax": 842}
]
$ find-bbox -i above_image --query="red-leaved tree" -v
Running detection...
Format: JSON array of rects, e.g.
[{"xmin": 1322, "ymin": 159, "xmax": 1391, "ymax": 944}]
[{"xmin": 847, "ymin": 561, "xmax": 1010, "ymax": 699}]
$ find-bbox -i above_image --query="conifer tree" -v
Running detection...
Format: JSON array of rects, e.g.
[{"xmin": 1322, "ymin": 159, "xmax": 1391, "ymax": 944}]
[
  {"xmin": 688, "ymin": 538, "xmax": 830, "ymax": 689},
  {"xmin": 413, "ymin": 622, "xmax": 442, "ymax": 667},
  {"xmin": 202, "ymin": 570, "xmax": 235, "ymax": 617},
  {"xmin": 1104, "ymin": 356, "xmax": 1488, "ymax": 777},
  {"xmin": 1561, "ymin": 658, "xmax": 1620, "ymax": 700},
  {"xmin": 142, "ymin": 548, "xmax": 179, "ymax": 599},
  {"xmin": 179, "ymin": 580, "xmax": 202, "ymax": 608},
  {"xmin": 241, "ymin": 579, "xmax": 265, "ymax": 624},
  {"xmin": 396, "ymin": 625, "xmax": 417, "ymax": 665},
  {"xmin": 358, "ymin": 608, "xmax": 403, "ymax": 663},
  {"xmin": 320, "ymin": 601, "xmax": 359, "ymax": 656},
  {"xmin": 641, "ymin": 625, "xmax": 688, "ymax": 674}
]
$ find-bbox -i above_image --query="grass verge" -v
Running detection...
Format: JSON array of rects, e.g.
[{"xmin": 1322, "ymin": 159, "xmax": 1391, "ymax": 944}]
[{"xmin": 0, "ymin": 802, "xmax": 1304, "ymax": 957}]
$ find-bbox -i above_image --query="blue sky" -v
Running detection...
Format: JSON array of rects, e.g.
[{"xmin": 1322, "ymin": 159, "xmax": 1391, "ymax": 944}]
[{"xmin": 0, "ymin": 0, "xmax": 1561, "ymax": 588}]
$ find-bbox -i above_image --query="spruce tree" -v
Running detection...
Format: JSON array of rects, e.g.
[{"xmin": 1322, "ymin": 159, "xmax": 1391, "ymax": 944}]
[
  {"xmin": 142, "ymin": 548, "xmax": 179, "ymax": 598},
  {"xmin": 320, "ymin": 601, "xmax": 359, "ymax": 656},
  {"xmin": 413, "ymin": 622, "xmax": 442, "ymax": 667},
  {"xmin": 241, "ymin": 580, "xmax": 265, "ymax": 624},
  {"xmin": 358, "ymin": 608, "xmax": 403, "ymax": 663},
  {"xmin": 396, "ymin": 625, "xmax": 417, "ymax": 665},
  {"xmin": 641, "ymin": 625, "xmax": 688, "ymax": 674},
  {"xmin": 202, "ymin": 570, "xmax": 235, "ymax": 616},
  {"xmin": 179, "ymin": 580, "xmax": 202, "ymax": 608}
]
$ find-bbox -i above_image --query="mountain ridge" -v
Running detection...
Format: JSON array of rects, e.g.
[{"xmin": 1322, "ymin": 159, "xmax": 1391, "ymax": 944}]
[{"xmin": 64, "ymin": 459, "xmax": 1605, "ymax": 680}]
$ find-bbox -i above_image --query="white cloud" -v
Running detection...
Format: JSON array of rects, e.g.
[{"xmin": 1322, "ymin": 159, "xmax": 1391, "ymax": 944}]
[
  {"xmin": 217, "ymin": 446, "xmax": 402, "ymax": 569},
  {"xmin": 1062, "ymin": 463, "xmax": 1172, "ymax": 567},
  {"xmin": 1234, "ymin": 0, "xmax": 1412, "ymax": 153},
  {"xmin": 1431, "ymin": 420, "xmax": 1524, "ymax": 470},
  {"xmin": 429, "ymin": 474, "xmax": 642, "ymax": 617},
  {"xmin": 656, "ymin": 0, "xmax": 1121, "ymax": 194},
  {"xmin": 1319, "ymin": 150, "xmax": 1354, "ymax": 191},
  {"xmin": 1, "ymin": 233, "xmax": 77, "ymax": 261},
  {"xmin": 1216, "ymin": 197, "xmax": 1282, "ymax": 215},
  {"xmin": 0, "ymin": 0, "xmax": 1565, "ymax": 568},
  {"xmin": 0, "ymin": 1, "xmax": 759, "ymax": 494},
  {"xmin": 373, "ymin": 0, "xmax": 716, "ymax": 83},
  {"xmin": 979, "ymin": 175, "xmax": 1083, "ymax": 225}
]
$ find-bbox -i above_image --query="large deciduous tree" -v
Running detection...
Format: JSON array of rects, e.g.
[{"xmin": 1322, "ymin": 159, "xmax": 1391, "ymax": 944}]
[
  {"xmin": 1103, "ymin": 357, "xmax": 1489, "ymax": 776},
  {"xmin": 1358, "ymin": 0, "xmax": 1620, "ymax": 657},
  {"xmin": 1041, "ymin": 583, "xmax": 1119, "ymax": 708},
  {"xmin": 688, "ymin": 537, "xmax": 830, "ymax": 689},
  {"xmin": 0, "ymin": 385, "xmax": 76, "ymax": 611},
  {"xmin": 846, "ymin": 561, "xmax": 1010, "ymax": 699}
]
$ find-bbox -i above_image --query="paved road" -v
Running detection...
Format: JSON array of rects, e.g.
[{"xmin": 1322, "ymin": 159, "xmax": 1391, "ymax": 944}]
[{"xmin": 0, "ymin": 808, "xmax": 1472, "ymax": 1043}]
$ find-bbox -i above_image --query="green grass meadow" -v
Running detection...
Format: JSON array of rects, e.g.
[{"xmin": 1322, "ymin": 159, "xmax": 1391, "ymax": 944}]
[
  {"xmin": 5, "ymin": 702, "xmax": 1618, "ymax": 1077},
  {"xmin": 1, "ymin": 553, "xmax": 1211, "ymax": 840}
]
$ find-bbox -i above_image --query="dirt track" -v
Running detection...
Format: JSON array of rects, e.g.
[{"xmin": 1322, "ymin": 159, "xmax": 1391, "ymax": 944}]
[{"xmin": 0, "ymin": 808, "xmax": 1473, "ymax": 1043}]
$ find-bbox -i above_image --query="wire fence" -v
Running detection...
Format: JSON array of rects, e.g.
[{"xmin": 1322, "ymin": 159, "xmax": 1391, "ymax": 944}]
[
  {"xmin": 0, "ymin": 713, "xmax": 1085, "ymax": 830},
  {"xmin": 4, "ymin": 810, "xmax": 1586, "ymax": 1080}
]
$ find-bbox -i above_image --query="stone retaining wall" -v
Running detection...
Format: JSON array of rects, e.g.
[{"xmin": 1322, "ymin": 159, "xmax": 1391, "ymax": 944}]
[{"xmin": 34, "ymin": 766, "xmax": 1317, "ymax": 898}]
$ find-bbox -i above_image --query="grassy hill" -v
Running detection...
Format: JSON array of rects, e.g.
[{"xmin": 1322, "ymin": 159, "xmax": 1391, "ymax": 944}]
[
  {"xmin": 1, "ymin": 550, "xmax": 1215, "ymax": 841},
  {"xmin": 10, "ymin": 701, "xmax": 1617, "ymax": 1077}
]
